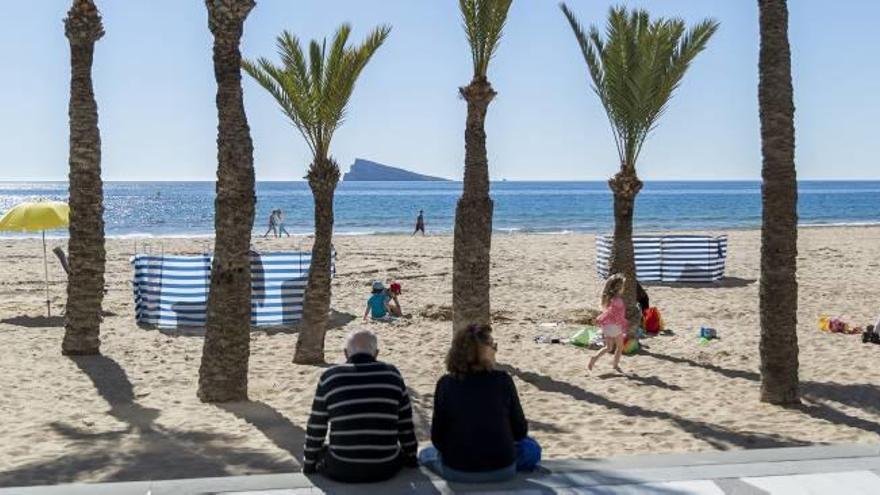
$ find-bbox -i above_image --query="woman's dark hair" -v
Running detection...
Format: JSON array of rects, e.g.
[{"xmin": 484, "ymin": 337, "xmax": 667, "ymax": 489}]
[{"xmin": 446, "ymin": 324, "xmax": 494, "ymax": 378}]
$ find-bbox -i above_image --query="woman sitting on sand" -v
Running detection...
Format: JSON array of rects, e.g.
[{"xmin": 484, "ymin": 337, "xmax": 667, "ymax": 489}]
[{"xmin": 419, "ymin": 324, "xmax": 540, "ymax": 482}]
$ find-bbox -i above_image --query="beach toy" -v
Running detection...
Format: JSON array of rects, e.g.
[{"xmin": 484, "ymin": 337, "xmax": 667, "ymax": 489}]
[
  {"xmin": 699, "ymin": 327, "xmax": 717, "ymax": 340},
  {"xmin": 818, "ymin": 315, "xmax": 831, "ymax": 332},
  {"xmin": 622, "ymin": 336, "xmax": 640, "ymax": 355}
]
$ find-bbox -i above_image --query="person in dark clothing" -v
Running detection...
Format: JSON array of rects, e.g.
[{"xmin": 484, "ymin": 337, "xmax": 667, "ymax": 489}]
[
  {"xmin": 636, "ymin": 281, "xmax": 650, "ymax": 313},
  {"xmin": 303, "ymin": 329, "xmax": 418, "ymax": 483},
  {"xmin": 412, "ymin": 210, "xmax": 425, "ymax": 236},
  {"xmin": 419, "ymin": 324, "xmax": 540, "ymax": 483}
]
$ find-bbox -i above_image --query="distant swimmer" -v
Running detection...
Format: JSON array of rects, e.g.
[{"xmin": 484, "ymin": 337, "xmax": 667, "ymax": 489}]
[{"xmin": 412, "ymin": 209, "xmax": 425, "ymax": 236}]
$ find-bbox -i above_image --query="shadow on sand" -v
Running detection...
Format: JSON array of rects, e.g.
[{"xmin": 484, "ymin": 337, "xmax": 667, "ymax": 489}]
[
  {"xmin": 499, "ymin": 363, "xmax": 811, "ymax": 451},
  {"xmin": 0, "ymin": 355, "xmax": 298, "ymax": 488},
  {"xmin": 217, "ymin": 400, "xmax": 307, "ymax": 464},
  {"xmin": 644, "ymin": 277, "xmax": 756, "ymax": 289},
  {"xmin": 0, "ymin": 315, "xmax": 64, "ymax": 328},
  {"xmin": 1, "ymin": 311, "xmax": 117, "ymax": 329},
  {"xmin": 143, "ymin": 310, "xmax": 357, "ymax": 337},
  {"xmin": 639, "ymin": 349, "xmax": 880, "ymax": 435}
]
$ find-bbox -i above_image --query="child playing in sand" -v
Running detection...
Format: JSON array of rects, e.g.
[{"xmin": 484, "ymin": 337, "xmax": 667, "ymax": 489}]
[
  {"xmin": 385, "ymin": 282, "xmax": 404, "ymax": 317},
  {"xmin": 364, "ymin": 280, "xmax": 393, "ymax": 321},
  {"xmin": 589, "ymin": 274, "xmax": 628, "ymax": 373}
]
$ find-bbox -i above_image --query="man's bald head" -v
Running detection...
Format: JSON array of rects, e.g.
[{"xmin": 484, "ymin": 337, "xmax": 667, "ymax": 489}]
[{"xmin": 344, "ymin": 329, "xmax": 379, "ymax": 358}]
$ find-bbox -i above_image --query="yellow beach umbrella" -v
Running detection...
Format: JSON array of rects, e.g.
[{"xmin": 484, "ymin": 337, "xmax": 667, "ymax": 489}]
[{"xmin": 0, "ymin": 201, "xmax": 70, "ymax": 316}]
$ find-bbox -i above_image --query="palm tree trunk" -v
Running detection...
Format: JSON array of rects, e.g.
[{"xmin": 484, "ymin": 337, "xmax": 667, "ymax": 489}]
[
  {"xmin": 452, "ymin": 79, "xmax": 496, "ymax": 334},
  {"xmin": 607, "ymin": 169, "xmax": 643, "ymax": 332},
  {"xmin": 62, "ymin": 0, "xmax": 105, "ymax": 356},
  {"xmin": 198, "ymin": 0, "xmax": 256, "ymax": 403},
  {"xmin": 758, "ymin": 0, "xmax": 799, "ymax": 405},
  {"xmin": 294, "ymin": 158, "xmax": 340, "ymax": 364}
]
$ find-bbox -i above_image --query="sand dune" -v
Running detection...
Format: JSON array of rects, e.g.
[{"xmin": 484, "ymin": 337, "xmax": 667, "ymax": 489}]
[{"xmin": 1, "ymin": 227, "xmax": 879, "ymax": 486}]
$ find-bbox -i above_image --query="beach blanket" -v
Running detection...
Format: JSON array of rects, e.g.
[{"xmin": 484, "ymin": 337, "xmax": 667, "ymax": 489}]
[{"xmin": 131, "ymin": 251, "xmax": 335, "ymax": 328}]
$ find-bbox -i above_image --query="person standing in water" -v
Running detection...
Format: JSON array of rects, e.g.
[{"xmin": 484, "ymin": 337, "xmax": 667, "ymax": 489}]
[
  {"xmin": 276, "ymin": 209, "xmax": 291, "ymax": 237},
  {"xmin": 412, "ymin": 210, "xmax": 425, "ymax": 236},
  {"xmin": 263, "ymin": 209, "xmax": 278, "ymax": 238}
]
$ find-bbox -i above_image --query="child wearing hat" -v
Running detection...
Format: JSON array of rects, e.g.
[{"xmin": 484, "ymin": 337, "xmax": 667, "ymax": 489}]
[
  {"xmin": 387, "ymin": 282, "xmax": 403, "ymax": 317},
  {"xmin": 364, "ymin": 280, "xmax": 393, "ymax": 321}
]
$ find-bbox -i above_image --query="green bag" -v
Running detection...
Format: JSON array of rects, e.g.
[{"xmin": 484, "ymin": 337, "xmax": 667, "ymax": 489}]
[{"xmin": 570, "ymin": 326, "xmax": 600, "ymax": 347}]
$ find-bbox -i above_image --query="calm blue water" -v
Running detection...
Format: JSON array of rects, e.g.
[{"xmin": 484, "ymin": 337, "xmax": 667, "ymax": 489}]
[{"xmin": 1, "ymin": 181, "xmax": 878, "ymax": 237}]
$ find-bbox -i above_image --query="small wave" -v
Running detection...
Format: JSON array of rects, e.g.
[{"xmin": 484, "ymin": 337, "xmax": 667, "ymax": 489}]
[
  {"xmin": 799, "ymin": 221, "xmax": 880, "ymax": 228},
  {"xmin": 532, "ymin": 229, "xmax": 575, "ymax": 235}
]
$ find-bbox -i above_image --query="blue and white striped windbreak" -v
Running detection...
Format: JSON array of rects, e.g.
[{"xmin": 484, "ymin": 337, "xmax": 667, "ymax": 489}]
[
  {"xmin": 596, "ymin": 235, "xmax": 728, "ymax": 282},
  {"xmin": 132, "ymin": 251, "xmax": 335, "ymax": 328}
]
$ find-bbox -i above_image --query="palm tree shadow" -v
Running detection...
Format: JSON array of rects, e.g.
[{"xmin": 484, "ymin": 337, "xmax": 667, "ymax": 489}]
[
  {"xmin": 216, "ymin": 400, "xmax": 307, "ymax": 464},
  {"xmin": 0, "ymin": 315, "xmax": 64, "ymax": 328},
  {"xmin": 643, "ymin": 277, "xmax": 756, "ymax": 289},
  {"xmin": 639, "ymin": 349, "xmax": 880, "ymax": 434},
  {"xmin": 599, "ymin": 372, "xmax": 683, "ymax": 391},
  {"xmin": 0, "ymin": 356, "xmax": 294, "ymax": 487},
  {"xmin": 499, "ymin": 363, "xmax": 810, "ymax": 450},
  {"xmin": 69, "ymin": 355, "xmax": 160, "ymax": 429},
  {"xmin": 265, "ymin": 309, "xmax": 357, "ymax": 336}
]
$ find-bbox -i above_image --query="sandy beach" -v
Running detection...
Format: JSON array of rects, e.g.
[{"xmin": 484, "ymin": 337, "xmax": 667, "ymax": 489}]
[{"xmin": 1, "ymin": 227, "xmax": 878, "ymax": 486}]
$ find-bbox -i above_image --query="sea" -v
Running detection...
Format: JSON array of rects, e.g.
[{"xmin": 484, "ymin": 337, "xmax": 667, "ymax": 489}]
[{"xmin": 1, "ymin": 180, "xmax": 878, "ymax": 238}]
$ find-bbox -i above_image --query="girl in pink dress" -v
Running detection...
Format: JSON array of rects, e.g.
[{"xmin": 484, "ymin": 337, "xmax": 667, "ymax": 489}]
[{"xmin": 589, "ymin": 274, "xmax": 628, "ymax": 372}]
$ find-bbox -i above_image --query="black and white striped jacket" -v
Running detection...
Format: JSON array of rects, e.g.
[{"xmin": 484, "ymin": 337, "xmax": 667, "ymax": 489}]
[{"xmin": 303, "ymin": 354, "xmax": 417, "ymax": 472}]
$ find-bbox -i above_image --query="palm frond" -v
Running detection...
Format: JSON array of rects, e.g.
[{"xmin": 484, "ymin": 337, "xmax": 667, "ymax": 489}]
[
  {"xmin": 459, "ymin": 0, "xmax": 513, "ymax": 79},
  {"xmin": 243, "ymin": 24, "xmax": 390, "ymax": 161},
  {"xmin": 560, "ymin": 3, "xmax": 718, "ymax": 170}
]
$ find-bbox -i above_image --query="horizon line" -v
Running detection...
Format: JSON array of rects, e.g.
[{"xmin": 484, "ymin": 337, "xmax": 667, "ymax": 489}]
[{"xmin": 2, "ymin": 178, "xmax": 880, "ymax": 183}]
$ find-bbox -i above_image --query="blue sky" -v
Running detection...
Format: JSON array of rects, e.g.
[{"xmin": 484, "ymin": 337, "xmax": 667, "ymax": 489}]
[{"xmin": 1, "ymin": 0, "xmax": 878, "ymax": 181}]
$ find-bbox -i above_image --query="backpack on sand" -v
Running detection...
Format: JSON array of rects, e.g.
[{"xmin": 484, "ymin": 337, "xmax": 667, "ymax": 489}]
[{"xmin": 643, "ymin": 307, "xmax": 663, "ymax": 335}]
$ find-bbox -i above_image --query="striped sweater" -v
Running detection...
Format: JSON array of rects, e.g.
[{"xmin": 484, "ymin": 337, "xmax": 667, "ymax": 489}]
[{"xmin": 304, "ymin": 354, "xmax": 417, "ymax": 473}]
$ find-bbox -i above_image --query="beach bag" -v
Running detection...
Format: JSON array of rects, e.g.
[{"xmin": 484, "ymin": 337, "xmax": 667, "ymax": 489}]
[
  {"xmin": 643, "ymin": 307, "xmax": 663, "ymax": 334},
  {"xmin": 570, "ymin": 327, "xmax": 600, "ymax": 347},
  {"xmin": 515, "ymin": 436, "xmax": 542, "ymax": 471}
]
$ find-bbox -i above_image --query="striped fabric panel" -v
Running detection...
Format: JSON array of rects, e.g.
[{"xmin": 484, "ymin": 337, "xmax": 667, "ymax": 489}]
[
  {"xmin": 131, "ymin": 251, "xmax": 335, "ymax": 328},
  {"xmin": 596, "ymin": 235, "xmax": 727, "ymax": 283}
]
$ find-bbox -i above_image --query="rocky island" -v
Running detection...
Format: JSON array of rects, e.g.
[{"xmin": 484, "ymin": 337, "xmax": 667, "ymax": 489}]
[{"xmin": 343, "ymin": 158, "xmax": 449, "ymax": 181}]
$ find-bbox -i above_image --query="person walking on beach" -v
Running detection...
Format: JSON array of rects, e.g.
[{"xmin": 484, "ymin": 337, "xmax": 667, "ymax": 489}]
[
  {"xmin": 412, "ymin": 210, "xmax": 425, "ymax": 236},
  {"xmin": 589, "ymin": 274, "xmax": 628, "ymax": 373},
  {"xmin": 276, "ymin": 208, "xmax": 291, "ymax": 237},
  {"xmin": 263, "ymin": 209, "xmax": 278, "ymax": 238}
]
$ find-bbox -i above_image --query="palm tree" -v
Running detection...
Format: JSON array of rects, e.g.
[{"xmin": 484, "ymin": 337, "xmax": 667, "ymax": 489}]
[
  {"xmin": 758, "ymin": 0, "xmax": 799, "ymax": 405},
  {"xmin": 560, "ymin": 4, "xmax": 718, "ymax": 329},
  {"xmin": 452, "ymin": 0, "xmax": 513, "ymax": 334},
  {"xmin": 198, "ymin": 0, "xmax": 257, "ymax": 403},
  {"xmin": 243, "ymin": 25, "xmax": 390, "ymax": 364},
  {"xmin": 61, "ymin": 0, "xmax": 106, "ymax": 356}
]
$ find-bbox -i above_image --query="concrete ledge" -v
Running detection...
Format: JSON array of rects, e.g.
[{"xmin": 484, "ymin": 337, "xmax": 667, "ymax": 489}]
[{"xmin": 2, "ymin": 443, "xmax": 879, "ymax": 494}]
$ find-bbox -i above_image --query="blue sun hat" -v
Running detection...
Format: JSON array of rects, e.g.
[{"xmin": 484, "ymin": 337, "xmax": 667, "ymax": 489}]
[{"xmin": 371, "ymin": 280, "xmax": 385, "ymax": 291}]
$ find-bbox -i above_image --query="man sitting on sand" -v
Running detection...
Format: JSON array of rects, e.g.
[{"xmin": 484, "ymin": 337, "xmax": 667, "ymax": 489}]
[{"xmin": 302, "ymin": 329, "xmax": 418, "ymax": 483}]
